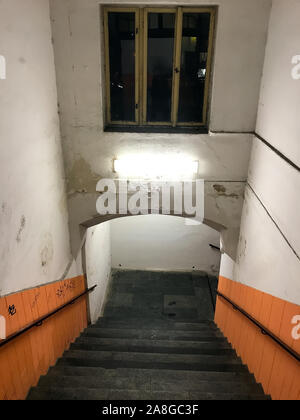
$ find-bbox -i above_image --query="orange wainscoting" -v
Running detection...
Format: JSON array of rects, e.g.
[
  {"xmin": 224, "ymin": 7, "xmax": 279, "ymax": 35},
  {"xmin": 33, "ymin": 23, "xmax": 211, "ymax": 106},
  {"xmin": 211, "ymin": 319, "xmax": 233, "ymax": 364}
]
[
  {"xmin": 0, "ymin": 276, "xmax": 88, "ymax": 400},
  {"xmin": 215, "ymin": 276, "xmax": 300, "ymax": 400}
]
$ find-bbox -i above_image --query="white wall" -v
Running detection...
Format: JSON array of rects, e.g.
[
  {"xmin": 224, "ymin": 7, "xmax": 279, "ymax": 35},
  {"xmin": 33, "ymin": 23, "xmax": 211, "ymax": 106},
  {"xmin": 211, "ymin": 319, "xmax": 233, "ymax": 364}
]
[
  {"xmin": 0, "ymin": 0, "xmax": 73, "ymax": 296},
  {"xmin": 111, "ymin": 215, "xmax": 220, "ymax": 275},
  {"xmin": 234, "ymin": 0, "xmax": 300, "ymax": 305},
  {"xmin": 219, "ymin": 253, "xmax": 235, "ymax": 281},
  {"xmin": 86, "ymin": 222, "xmax": 112, "ymax": 323},
  {"xmin": 256, "ymin": 0, "xmax": 300, "ymax": 167},
  {"xmin": 49, "ymin": 0, "xmax": 272, "ymax": 258}
]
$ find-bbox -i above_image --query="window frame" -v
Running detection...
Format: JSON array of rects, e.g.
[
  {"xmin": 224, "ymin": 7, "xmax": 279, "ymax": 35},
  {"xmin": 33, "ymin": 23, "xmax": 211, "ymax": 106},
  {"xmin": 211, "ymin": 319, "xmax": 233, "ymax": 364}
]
[
  {"xmin": 103, "ymin": 7, "xmax": 141, "ymax": 126},
  {"xmin": 103, "ymin": 6, "xmax": 216, "ymax": 130}
]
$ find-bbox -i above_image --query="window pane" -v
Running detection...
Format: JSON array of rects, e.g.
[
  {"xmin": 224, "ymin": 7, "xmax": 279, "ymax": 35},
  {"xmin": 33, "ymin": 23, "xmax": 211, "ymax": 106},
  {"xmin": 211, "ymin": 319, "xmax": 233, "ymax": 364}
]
[
  {"xmin": 178, "ymin": 13, "xmax": 211, "ymax": 123},
  {"xmin": 147, "ymin": 13, "xmax": 175, "ymax": 123},
  {"xmin": 108, "ymin": 12, "xmax": 136, "ymax": 122}
]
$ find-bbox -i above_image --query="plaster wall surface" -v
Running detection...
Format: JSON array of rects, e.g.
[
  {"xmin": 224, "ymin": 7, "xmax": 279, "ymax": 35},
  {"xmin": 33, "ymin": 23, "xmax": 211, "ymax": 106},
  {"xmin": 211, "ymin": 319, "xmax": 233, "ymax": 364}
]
[
  {"xmin": 86, "ymin": 222, "xmax": 112, "ymax": 323},
  {"xmin": 234, "ymin": 187, "xmax": 300, "ymax": 305},
  {"xmin": 248, "ymin": 137, "xmax": 300, "ymax": 259},
  {"xmin": 256, "ymin": 0, "xmax": 300, "ymax": 167},
  {"xmin": 234, "ymin": 0, "xmax": 300, "ymax": 305},
  {"xmin": 111, "ymin": 215, "xmax": 221, "ymax": 275},
  {"xmin": 0, "ymin": 0, "xmax": 72, "ymax": 296},
  {"xmin": 219, "ymin": 252, "xmax": 234, "ymax": 280}
]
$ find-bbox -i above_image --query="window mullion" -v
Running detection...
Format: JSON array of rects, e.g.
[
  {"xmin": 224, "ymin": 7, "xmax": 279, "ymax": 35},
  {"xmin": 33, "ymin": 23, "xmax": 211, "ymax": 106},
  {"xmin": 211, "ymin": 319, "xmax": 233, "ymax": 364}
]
[
  {"xmin": 104, "ymin": 9, "xmax": 112, "ymax": 125},
  {"xmin": 135, "ymin": 9, "xmax": 140, "ymax": 124},
  {"xmin": 202, "ymin": 10, "xmax": 215, "ymax": 126},
  {"xmin": 138, "ymin": 9, "xmax": 144, "ymax": 125},
  {"xmin": 141, "ymin": 8, "xmax": 147, "ymax": 125},
  {"xmin": 171, "ymin": 7, "xmax": 183, "ymax": 128}
]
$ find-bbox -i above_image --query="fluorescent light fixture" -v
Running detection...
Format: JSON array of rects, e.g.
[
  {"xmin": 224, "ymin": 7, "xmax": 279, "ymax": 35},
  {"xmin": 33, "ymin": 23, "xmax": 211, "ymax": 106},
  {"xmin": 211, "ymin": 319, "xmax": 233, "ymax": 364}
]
[{"xmin": 114, "ymin": 156, "xmax": 199, "ymax": 179}]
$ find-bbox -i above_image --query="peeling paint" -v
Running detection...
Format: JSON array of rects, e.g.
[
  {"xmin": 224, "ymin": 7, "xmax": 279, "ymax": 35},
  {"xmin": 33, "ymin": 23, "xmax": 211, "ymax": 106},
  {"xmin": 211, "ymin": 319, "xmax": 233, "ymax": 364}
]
[
  {"xmin": 213, "ymin": 184, "xmax": 240, "ymax": 199},
  {"xmin": 213, "ymin": 184, "xmax": 227, "ymax": 194}
]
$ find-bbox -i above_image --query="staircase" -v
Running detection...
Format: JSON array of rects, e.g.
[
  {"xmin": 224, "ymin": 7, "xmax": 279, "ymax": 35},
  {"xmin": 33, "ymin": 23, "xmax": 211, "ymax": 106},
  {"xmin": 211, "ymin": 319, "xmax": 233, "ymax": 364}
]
[{"xmin": 28, "ymin": 270, "xmax": 270, "ymax": 400}]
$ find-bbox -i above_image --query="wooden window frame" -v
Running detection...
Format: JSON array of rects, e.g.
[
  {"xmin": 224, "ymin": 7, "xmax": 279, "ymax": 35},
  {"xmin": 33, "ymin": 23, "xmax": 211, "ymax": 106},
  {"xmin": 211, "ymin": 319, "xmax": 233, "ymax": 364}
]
[{"xmin": 103, "ymin": 6, "xmax": 216, "ymax": 131}]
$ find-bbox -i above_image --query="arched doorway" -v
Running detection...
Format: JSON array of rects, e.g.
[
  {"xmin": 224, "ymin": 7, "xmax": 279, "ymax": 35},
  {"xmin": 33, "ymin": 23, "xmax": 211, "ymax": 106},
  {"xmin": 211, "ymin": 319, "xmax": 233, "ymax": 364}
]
[{"xmin": 84, "ymin": 215, "xmax": 221, "ymax": 324}]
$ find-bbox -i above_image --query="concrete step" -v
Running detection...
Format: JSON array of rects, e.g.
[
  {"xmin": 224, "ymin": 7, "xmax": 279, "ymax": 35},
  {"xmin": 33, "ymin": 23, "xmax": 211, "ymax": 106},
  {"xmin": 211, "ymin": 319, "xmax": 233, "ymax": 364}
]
[
  {"xmin": 27, "ymin": 387, "xmax": 270, "ymax": 400},
  {"xmin": 57, "ymin": 350, "xmax": 247, "ymax": 372},
  {"xmin": 25, "ymin": 269, "xmax": 270, "ymax": 401},
  {"xmin": 47, "ymin": 365, "xmax": 258, "ymax": 383},
  {"xmin": 82, "ymin": 327, "xmax": 225, "ymax": 342},
  {"xmin": 94, "ymin": 318, "xmax": 218, "ymax": 331},
  {"xmin": 101, "ymin": 316, "xmax": 214, "ymax": 324},
  {"xmin": 71, "ymin": 337, "xmax": 234, "ymax": 355},
  {"xmin": 36, "ymin": 374, "xmax": 265, "ymax": 395}
]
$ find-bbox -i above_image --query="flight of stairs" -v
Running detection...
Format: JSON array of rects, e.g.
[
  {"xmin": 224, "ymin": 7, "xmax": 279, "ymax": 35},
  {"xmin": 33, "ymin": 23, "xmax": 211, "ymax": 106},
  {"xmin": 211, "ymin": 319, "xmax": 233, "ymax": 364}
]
[{"xmin": 28, "ymin": 270, "xmax": 270, "ymax": 400}]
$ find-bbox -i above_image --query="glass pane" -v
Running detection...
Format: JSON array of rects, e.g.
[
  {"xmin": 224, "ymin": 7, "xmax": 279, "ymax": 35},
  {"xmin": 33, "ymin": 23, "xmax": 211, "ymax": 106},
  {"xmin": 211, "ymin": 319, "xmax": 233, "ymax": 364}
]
[
  {"xmin": 178, "ymin": 13, "xmax": 211, "ymax": 123},
  {"xmin": 108, "ymin": 12, "xmax": 136, "ymax": 122},
  {"xmin": 147, "ymin": 13, "xmax": 175, "ymax": 123}
]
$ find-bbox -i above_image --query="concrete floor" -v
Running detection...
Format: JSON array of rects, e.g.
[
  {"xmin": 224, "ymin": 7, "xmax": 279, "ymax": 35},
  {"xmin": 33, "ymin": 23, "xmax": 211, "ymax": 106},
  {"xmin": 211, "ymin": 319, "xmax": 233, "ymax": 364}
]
[{"xmin": 104, "ymin": 270, "xmax": 218, "ymax": 321}]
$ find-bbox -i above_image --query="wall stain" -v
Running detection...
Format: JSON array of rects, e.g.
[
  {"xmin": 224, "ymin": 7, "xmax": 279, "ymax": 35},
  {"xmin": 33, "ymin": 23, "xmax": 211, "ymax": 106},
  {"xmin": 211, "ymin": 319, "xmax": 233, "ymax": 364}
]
[
  {"xmin": 214, "ymin": 184, "xmax": 227, "ymax": 194},
  {"xmin": 210, "ymin": 264, "xmax": 219, "ymax": 274},
  {"xmin": 40, "ymin": 233, "xmax": 54, "ymax": 272},
  {"xmin": 16, "ymin": 215, "xmax": 26, "ymax": 243},
  {"xmin": 237, "ymin": 236, "xmax": 247, "ymax": 264},
  {"xmin": 68, "ymin": 158, "xmax": 100, "ymax": 196},
  {"xmin": 213, "ymin": 184, "xmax": 240, "ymax": 199}
]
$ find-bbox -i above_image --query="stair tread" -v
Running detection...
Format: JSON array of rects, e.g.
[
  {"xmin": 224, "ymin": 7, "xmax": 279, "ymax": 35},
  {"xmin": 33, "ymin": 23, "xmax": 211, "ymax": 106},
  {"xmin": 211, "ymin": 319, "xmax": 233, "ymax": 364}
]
[
  {"xmin": 57, "ymin": 349, "xmax": 247, "ymax": 372},
  {"xmin": 75, "ymin": 337, "xmax": 230, "ymax": 348},
  {"xmin": 71, "ymin": 337, "xmax": 233, "ymax": 355},
  {"xmin": 101, "ymin": 316, "xmax": 213, "ymax": 324},
  {"xmin": 82, "ymin": 327, "xmax": 225, "ymax": 342},
  {"xmin": 37, "ymin": 375, "xmax": 265, "ymax": 394},
  {"xmin": 47, "ymin": 366, "xmax": 257, "ymax": 383},
  {"xmin": 57, "ymin": 360, "xmax": 249, "ymax": 373},
  {"xmin": 63, "ymin": 349, "xmax": 241, "ymax": 363},
  {"xmin": 95, "ymin": 319, "xmax": 217, "ymax": 331},
  {"xmin": 27, "ymin": 387, "xmax": 270, "ymax": 401}
]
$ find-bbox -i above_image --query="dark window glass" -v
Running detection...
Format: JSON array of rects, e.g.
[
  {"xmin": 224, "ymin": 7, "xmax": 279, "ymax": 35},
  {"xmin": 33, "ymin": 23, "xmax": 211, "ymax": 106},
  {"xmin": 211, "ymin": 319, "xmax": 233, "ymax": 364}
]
[
  {"xmin": 178, "ymin": 13, "xmax": 211, "ymax": 123},
  {"xmin": 108, "ymin": 12, "xmax": 136, "ymax": 122},
  {"xmin": 147, "ymin": 13, "xmax": 175, "ymax": 123}
]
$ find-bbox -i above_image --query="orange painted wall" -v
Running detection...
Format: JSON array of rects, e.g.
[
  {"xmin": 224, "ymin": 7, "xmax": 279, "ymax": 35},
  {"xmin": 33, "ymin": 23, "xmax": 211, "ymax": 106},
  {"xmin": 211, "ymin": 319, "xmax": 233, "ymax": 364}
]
[
  {"xmin": 215, "ymin": 276, "xmax": 300, "ymax": 400},
  {"xmin": 0, "ymin": 276, "xmax": 88, "ymax": 400}
]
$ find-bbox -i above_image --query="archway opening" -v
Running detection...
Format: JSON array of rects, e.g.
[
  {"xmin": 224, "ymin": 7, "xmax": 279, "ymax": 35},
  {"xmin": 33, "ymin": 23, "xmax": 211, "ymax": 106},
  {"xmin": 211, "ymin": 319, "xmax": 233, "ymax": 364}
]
[{"xmin": 84, "ymin": 215, "xmax": 220, "ymax": 324}]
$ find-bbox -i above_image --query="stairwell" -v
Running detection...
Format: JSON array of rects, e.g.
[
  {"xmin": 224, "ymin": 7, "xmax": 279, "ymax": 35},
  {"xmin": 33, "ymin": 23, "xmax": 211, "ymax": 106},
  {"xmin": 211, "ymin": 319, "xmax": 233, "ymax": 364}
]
[{"xmin": 28, "ymin": 270, "xmax": 270, "ymax": 400}]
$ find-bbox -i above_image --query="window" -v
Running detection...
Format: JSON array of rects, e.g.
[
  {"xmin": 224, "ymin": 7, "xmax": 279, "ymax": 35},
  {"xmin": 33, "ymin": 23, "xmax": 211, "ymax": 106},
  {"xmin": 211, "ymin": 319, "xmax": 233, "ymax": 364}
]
[{"xmin": 103, "ymin": 7, "xmax": 215, "ymax": 131}]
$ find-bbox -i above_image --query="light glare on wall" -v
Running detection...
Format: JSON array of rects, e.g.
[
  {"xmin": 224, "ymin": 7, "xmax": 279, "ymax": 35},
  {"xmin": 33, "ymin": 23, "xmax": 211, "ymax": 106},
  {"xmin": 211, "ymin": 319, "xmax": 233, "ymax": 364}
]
[{"xmin": 114, "ymin": 156, "xmax": 199, "ymax": 179}]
